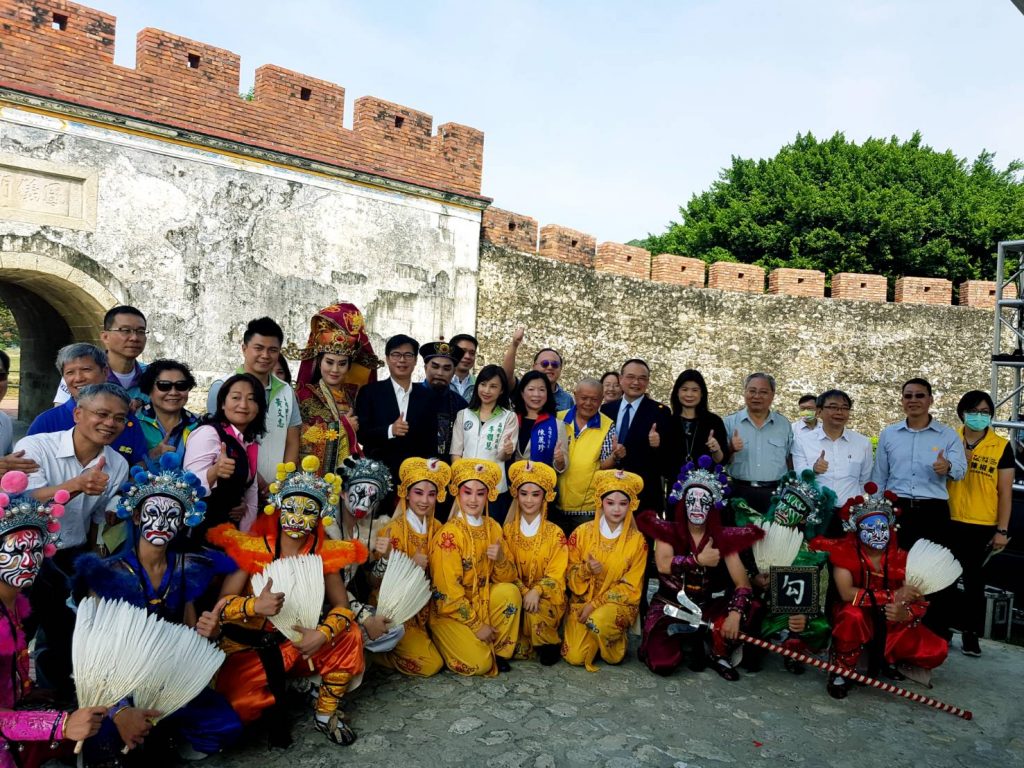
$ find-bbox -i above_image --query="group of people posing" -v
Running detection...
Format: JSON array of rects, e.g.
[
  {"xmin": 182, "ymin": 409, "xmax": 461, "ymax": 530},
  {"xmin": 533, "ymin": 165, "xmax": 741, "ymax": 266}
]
[{"xmin": 0, "ymin": 300, "xmax": 1009, "ymax": 764}]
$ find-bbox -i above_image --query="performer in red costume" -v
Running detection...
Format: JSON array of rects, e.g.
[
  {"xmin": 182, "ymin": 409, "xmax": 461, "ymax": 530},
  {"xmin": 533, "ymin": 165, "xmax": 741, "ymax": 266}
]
[{"xmin": 815, "ymin": 482, "xmax": 948, "ymax": 699}]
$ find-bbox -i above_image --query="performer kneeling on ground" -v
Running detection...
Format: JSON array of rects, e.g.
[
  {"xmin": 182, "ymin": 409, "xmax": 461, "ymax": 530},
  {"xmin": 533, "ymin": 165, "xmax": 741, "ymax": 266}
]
[
  {"xmin": 370, "ymin": 457, "xmax": 449, "ymax": 676},
  {"xmin": 74, "ymin": 454, "xmax": 242, "ymax": 761},
  {"xmin": 207, "ymin": 457, "xmax": 367, "ymax": 746},
  {"xmin": 430, "ymin": 459, "xmax": 521, "ymax": 676},
  {"xmin": 637, "ymin": 457, "xmax": 762, "ymax": 681},
  {"xmin": 563, "ymin": 469, "xmax": 647, "ymax": 672},
  {"xmin": 0, "ymin": 472, "xmax": 107, "ymax": 768},
  {"xmin": 503, "ymin": 460, "xmax": 567, "ymax": 666},
  {"xmin": 816, "ymin": 483, "xmax": 949, "ymax": 699}
]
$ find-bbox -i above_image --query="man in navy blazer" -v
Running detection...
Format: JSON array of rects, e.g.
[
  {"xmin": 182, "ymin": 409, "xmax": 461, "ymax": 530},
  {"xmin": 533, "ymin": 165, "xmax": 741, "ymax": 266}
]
[{"xmin": 600, "ymin": 358, "xmax": 672, "ymax": 512}]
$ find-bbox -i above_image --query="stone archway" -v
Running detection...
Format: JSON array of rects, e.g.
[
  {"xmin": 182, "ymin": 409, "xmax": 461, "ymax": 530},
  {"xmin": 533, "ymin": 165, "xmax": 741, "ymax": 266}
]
[{"xmin": 0, "ymin": 251, "xmax": 120, "ymax": 422}]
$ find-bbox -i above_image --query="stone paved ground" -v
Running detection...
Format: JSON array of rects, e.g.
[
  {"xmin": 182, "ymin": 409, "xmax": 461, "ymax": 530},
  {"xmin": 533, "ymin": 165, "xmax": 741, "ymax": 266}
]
[{"xmin": 204, "ymin": 635, "xmax": 1021, "ymax": 768}]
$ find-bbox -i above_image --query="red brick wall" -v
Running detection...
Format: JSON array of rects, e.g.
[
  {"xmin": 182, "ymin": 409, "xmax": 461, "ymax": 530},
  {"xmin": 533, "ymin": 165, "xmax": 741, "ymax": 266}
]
[
  {"xmin": 650, "ymin": 254, "xmax": 705, "ymax": 287},
  {"xmin": 767, "ymin": 268, "xmax": 824, "ymax": 298},
  {"xmin": 594, "ymin": 243, "xmax": 651, "ymax": 280},
  {"xmin": 707, "ymin": 262, "xmax": 765, "ymax": 293},
  {"xmin": 0, "ymin": 0, "xmax": 485, "ymax": 198},
  {"xmin": 480, "ymin": 208, "xmax": 538, "ymax": 253},
  {"xmin": 831, "ymin": 273, "xmax": 888, "ymax": 302},
  {"xmin": 894, "ymin": 277, "xmax": 951, "ymax": 306},
  {"xmin": 958, "ymin": 280, "xmax": 1017, "ymax": 308},
  {"xmin": 538, "ymin": 225, "xmax": 596, "ymax": 267}
]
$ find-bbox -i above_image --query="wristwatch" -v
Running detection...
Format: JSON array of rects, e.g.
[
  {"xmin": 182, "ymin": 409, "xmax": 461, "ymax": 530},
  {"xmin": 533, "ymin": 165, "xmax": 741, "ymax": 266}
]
[{"xmin": 996, "ymin": 527, "xmax": 1009, "ymax": 536}]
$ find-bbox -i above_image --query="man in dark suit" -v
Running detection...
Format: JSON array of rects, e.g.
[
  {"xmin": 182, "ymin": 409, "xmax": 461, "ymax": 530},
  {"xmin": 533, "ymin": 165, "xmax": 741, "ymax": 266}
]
[
  {"xmin": 355, "ymin": 334, "xmax": 435, "ymax": 493},
  {"xmin": 600, "ymin": 358, "xmax": 672, "ymax": 512},
  {"xmin": 419, "ymin": 340, "xmax": 470, "ymax": 462}
]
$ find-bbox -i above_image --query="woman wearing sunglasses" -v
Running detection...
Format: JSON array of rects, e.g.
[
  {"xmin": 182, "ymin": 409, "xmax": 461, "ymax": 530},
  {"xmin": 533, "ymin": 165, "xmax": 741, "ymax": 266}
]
[{"xmin": 137, "ymin": 359, "xmax": 199, "ymax": 459}]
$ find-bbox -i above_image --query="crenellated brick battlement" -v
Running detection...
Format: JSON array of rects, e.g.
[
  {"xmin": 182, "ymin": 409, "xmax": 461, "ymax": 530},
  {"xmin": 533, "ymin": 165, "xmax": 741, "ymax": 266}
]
[
  {"xmin": 0, "ymin": 0, "xmax": 485, "ymax": 199},
  {"xmin": 481, "ymin": 208, "xmax": 1005, "ymax": 308}
]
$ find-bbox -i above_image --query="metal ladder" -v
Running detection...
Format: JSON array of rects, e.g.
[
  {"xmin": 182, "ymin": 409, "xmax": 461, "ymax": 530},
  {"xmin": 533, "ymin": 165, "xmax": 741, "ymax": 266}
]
[{"xmin": 990, "ymin": 240, "xmax": 1024, "ymax": 489}]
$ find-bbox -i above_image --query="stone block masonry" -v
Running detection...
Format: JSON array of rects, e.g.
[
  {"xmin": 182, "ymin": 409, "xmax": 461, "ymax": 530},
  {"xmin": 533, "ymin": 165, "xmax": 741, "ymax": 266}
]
[{"xmin": 0, "ymin": 0, "xmax": 485, "ymax": 199}]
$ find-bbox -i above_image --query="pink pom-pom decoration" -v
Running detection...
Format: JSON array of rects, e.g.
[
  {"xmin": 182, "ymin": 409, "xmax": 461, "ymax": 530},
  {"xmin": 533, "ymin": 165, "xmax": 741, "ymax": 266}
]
[
  {"xmin": 47, "ymin": 521, "xmax": 60, "ymax": 533},
  {"xmin": 53, "ymin": 490, "xmax": 71, "ymax": 504},
  {"xmin": 50, "ymin": 505, "xmax": 64, "ymax": 519},
  {"xmin": 0, "ymin": 471, "xmax": 29, "ymax": 495},
  {"xmin": 43, "ymin": 543, "xmax": 57, "ymax": 558},
  {"xmin": 0, "ymin": 493, "xmax": 8, "ymax": 508}
]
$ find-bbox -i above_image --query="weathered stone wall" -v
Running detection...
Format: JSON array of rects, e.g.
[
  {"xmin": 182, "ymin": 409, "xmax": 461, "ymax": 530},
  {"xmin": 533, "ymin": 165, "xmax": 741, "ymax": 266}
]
[
  {"xmin": 0, "ymin": 104, "xmax": 482, "ymax": 415},
  {"xmin": 476, "ymin": 244, "xmax": 997, "ymax": 436}
]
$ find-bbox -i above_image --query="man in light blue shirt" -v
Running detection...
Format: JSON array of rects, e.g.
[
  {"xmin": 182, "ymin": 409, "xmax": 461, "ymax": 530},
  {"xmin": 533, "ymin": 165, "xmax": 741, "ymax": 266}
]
[{"xmin": 448, "ymin": 333, "xmax": 478, "ymax": 400}]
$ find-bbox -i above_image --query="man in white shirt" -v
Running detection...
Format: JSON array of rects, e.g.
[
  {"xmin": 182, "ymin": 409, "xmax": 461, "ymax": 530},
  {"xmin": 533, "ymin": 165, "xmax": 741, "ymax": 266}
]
[
  {"xmin": 792, "ymin": 393, "xmax": 820, "ymax": 438},
  {"xmin": 15, "ymin": 382, "xmax": 131, "ymax": 696},
  {"xmin": 792, "ymin": 389, "xmax": 873, "ymax": 512}
]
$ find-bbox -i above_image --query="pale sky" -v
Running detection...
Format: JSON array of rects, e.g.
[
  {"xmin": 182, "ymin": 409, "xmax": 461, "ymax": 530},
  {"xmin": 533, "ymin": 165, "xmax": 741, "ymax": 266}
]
[{"xmin": 93, "ymin": 0, "xmax": 1024, "ymax": 243}]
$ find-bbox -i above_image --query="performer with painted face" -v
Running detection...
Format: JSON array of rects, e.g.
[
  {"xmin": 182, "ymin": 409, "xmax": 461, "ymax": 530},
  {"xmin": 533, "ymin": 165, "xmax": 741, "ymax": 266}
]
[
  {"xmin": 562, "ymin": 470, "xmax": 647, "ymax": 672},
  {"xmin": 815, "ymin": 483, "xmax": 948, "ymax": 699},
  {"xmin": 502, "ymin": 460, "xmax": 567, "ymax": 666},
  {"xmin": 0, "ymin": 471, "xmax": 107, "ymax": 767},
  {"xmin": 733, "ymin": 469, "xmax": 836, "ymax": 672},
  {"xmin": 370, "ymin": 457, "xmax": 450, "ymax": 676},
  {"xmin": 429, "ymin": 459, "xmax": 521, "ymax": 676},
  {"xmin": 73, "ymin": 453, "xmax": 242, "ymax": 761},
  {"xmin": 637, "ymin": 457, "xmax": 763, "ymax": 681},
  {"xmin": 207, "ymin": 456, "xmax": 367, "ymax": 747}
]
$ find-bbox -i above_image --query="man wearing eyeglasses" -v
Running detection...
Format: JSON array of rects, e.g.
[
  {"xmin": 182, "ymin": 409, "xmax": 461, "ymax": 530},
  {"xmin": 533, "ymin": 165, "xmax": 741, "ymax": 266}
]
[
  {"xmin": 502, "ymin": 329, "xmax": 574, "ymax": 412},
  {"xmin": 792, "ymin": 389, "xmax": 873, "ymax": 529},
  {"xmin": 51, "ymin": 306, "xmax": 149, "ymax": 410},
  {"xmin": 27, "ymin": 343, "xmax": 149, "ymax": 467},
  {"xmin": 873, "ymin": 378, "xmax": 966, "ymax": 642}
]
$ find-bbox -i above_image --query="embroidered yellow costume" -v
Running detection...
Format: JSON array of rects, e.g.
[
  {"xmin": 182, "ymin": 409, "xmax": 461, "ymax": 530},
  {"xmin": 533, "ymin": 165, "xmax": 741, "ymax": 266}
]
[
  {"xmin": 429, "ymin": 459, "xmax": 521, "ymax": 676},
  {"xmin": 370, "ymin": 457, "xmax": 450, "ymax": 677},
  {"xmin": 562, "ymin": 469, "xmax": 647, "ymax": 671},
  {"xmin": 502, "ymin": 461, "xmax": 568, "ymax": 661}
]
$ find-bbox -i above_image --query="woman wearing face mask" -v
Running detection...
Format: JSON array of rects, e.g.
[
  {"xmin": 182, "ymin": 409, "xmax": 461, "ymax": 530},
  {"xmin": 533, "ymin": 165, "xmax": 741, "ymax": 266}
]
[
  {"xmin": 429, "ymin": 459, "xmax": 521, "ymax": 676},
  {"xmin": 73, "ymin": 454, "xmax": 242, "ymax": 761},
  {"xmin": 562, "ymin": 470, "xmax": 647, "ymax": 671},
  {"xmin": 816, "ymin": 483, "xmax": 948, "ymax": 699},
  {"xmin": 369, "ymin": 457, "xmax": 451, "ymax": 677},
  {"xmin": 637, "ymin": 457, "xmax": 761, "ymax": 681},
  {"xmin": 511, "ymin": 371, "xmax": 568, "ymax": 474},
  {"xmin": 451, "ymin": 366, "xmax": 519, "ymax": 523},
  {"xmin": 502, "ymin": 461, "xmax": 567, "ymax": 666},
  {"xmin": 946, "ymin": 390, "xmax": 1013, "ymax": 658}
]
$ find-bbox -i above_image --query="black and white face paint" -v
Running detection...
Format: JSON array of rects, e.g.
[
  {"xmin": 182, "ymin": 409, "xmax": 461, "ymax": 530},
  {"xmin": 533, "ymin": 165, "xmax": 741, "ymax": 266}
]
[
  {"xmin": 0, "ymin": 529, "xmax": 44, "ymax": 589},
  {"xmin": 345, "ymin": 480, "xmax": 382, "ymax": 520},
  {"xmin": 139, "ymin": 495, "xmax": 184, "ymax": 547},
  {"xmin": 685, "ymin": 486, "xmax": 712, "ymax": 526}
]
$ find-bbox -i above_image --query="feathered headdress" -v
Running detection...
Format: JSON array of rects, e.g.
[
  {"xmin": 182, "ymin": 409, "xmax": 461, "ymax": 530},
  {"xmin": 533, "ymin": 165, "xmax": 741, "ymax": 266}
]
[
  {"xmin": 116, "ymin": 453, "xmax": 207, "ymax": 528},
  {"xmin": 0, "ymin": 471, "xmax": 64, "ymax": 558},
  {"xmin": 839, "ymin": 481, "xmax": 900, "ymax": 533}
]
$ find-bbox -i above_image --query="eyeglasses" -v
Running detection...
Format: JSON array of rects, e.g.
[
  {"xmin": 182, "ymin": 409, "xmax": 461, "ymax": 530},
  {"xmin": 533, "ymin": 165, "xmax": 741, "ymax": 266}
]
[
  {"xmin": 388, "ymin": 352, "xmax": 416, "ymax": 361},
  {"xmin": 106, "ymin": 327, "xmax": 148, "ymax": 338},
  {"xmin": 538, "ymin": 360, "xmax": 561, "ymax": 369},
  {"xmin": 902, "ymin": 392, "xmax": 929, "ymax": 400},
  {"xmin": 79, "ymin": 407, "xmax": 128, "ymax": 425},
  {"xmin": 965, "ymin": 409, "xmax": 991, "ymax": 415},
  {"xmin": 822, "ymin": 405, "xmax": 851, "ymax": 412},
  {"xmin": 621, "ymin": 374, "xmax": 649, "ymax": 383},
  {"xmin": 155, "ymin": 380, "xmax": 193, "ymax": 392}
]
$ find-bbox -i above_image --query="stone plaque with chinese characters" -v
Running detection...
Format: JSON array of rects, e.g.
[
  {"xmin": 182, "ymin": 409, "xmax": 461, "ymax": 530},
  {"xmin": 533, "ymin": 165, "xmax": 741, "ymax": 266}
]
[{"xmin": 0, "ymin": 153, "xmax": 97, "ymax": 231}]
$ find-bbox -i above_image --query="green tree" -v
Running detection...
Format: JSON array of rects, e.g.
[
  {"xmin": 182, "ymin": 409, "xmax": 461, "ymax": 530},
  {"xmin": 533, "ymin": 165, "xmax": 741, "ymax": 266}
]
[{"xmin": 637, "ymin": 132, "xmax": 1024, "ymax": 289}]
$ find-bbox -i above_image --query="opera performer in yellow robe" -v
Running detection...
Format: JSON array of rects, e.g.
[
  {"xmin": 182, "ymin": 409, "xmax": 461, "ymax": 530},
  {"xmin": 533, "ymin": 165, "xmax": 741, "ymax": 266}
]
[
  {"xmin": 562, "ymin": 469, "xmax": 648, "ymax": 671},
  {"xmin": 502, "ymin": 460, "xmax": 568, "ymax": 665},
  {"xmin": 369, "ymin": 457, "xmax": 451, "ymax": 677},
  {"xmin": 429, "ymin": 459, "xmax": 522, "ymax": 675}
]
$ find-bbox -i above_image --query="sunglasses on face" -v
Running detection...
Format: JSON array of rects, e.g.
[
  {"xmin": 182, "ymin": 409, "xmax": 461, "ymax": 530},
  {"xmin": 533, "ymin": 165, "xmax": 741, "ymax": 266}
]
[
  {"xmin": 538, "ymin": 360, "xmax": 561, "ymax": 369},
  {"xmin": 902, "ymin": 392, "xmax": 928, "ymax": 400},
  {"xmin": 155, "ymin": 380, "xmax": 193, "ymax": 392}
]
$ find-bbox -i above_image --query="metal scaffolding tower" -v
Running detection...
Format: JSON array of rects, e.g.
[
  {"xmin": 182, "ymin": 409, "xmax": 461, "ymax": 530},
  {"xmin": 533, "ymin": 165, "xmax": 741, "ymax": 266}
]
[{"xmin": 991, "ymin": 240, "xmax": 1024, "ymax": 488}]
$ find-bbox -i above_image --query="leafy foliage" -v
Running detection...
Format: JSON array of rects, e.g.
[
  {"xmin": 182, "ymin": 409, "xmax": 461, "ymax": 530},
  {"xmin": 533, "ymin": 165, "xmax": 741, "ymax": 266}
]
[
  {"xmin": 637, "ymin": 132, "xmax": 1024, "ymax": 287},
  {"xmin": 0, "ymin": 302, "xmax": 19, "ymax": 345}
]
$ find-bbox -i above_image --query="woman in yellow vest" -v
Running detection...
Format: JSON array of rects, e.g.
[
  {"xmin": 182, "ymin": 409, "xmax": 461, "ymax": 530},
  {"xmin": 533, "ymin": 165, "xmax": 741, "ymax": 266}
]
[
  {"xmin": 370, "ymin": 457, "xmax": 451, "ymax": 676},
  {"xmin": 946, "ymin": 390, "xmax": 1013, "ymax": 658},
  {"xmin": 562, "ymin": 469, "xmax": 648, "ymax": 671},
  {"xmin": 502, "ymin": 460, "xmax": 568, "ymax": 665},
  {"xmin": 429, "ymin": 459, "xmax": 522, "ymax": 675}
]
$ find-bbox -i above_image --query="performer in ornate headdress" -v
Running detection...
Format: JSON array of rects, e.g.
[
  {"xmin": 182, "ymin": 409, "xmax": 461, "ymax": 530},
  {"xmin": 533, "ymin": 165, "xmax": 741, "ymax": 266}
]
[
  {"xmin": 0, "ymin": 471, "xmax": 106, "ymax": 767},
  {"xmin": 502, "ymin": 460, "xmax": 567, "ymax": 666},
  {"xmin": 73, "ymin": 453, "xmax": 241, "ymax": 760},
  {"xmin": 814, "ymin": 483, "xmax": 948, "ymax": 699},
  {"xmin": 206, "ymin": 456, "xmax": 367, "ymax": 747},
  {"xmin": 369, "ymin": 457, "xmax": 451, "ymax": 676},
  {"xmin": 283, "ymin": 303, "xmax": 381, "ymax": 475},
  {"xmin": 637, "ymin": 457, "xmax": 763, "ymax": 681},
  {"xmin": 429, "ymin": 459, "xmax": 521, "ymax": 676},
  {"xmin": 563, "ymin": 469, "xmax": 647, "ymax": 672},
  {"xmin": 733, "ymin": 468, "xmax": 836, "ymax": 672}
]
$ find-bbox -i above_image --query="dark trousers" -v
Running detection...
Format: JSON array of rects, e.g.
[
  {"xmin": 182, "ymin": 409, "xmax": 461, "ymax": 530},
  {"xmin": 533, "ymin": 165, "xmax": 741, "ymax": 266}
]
[
  {"xmin": 728, "ymin": 482, "xmax": 777, "ymax": 525},
  {"xmin": 895, "ymin": 497, "xmax": 954, "ymax": 641},
  {"xmin": 28, "ymin": 546, "xmax": 85, "ymax": 698},
  {"xmin": 550, "ymin": 508, "xmax": 592, "ymax": 536},
  {"xmin": 948, "ymin": 521, "xmax": 996, "ymax": 637}
]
